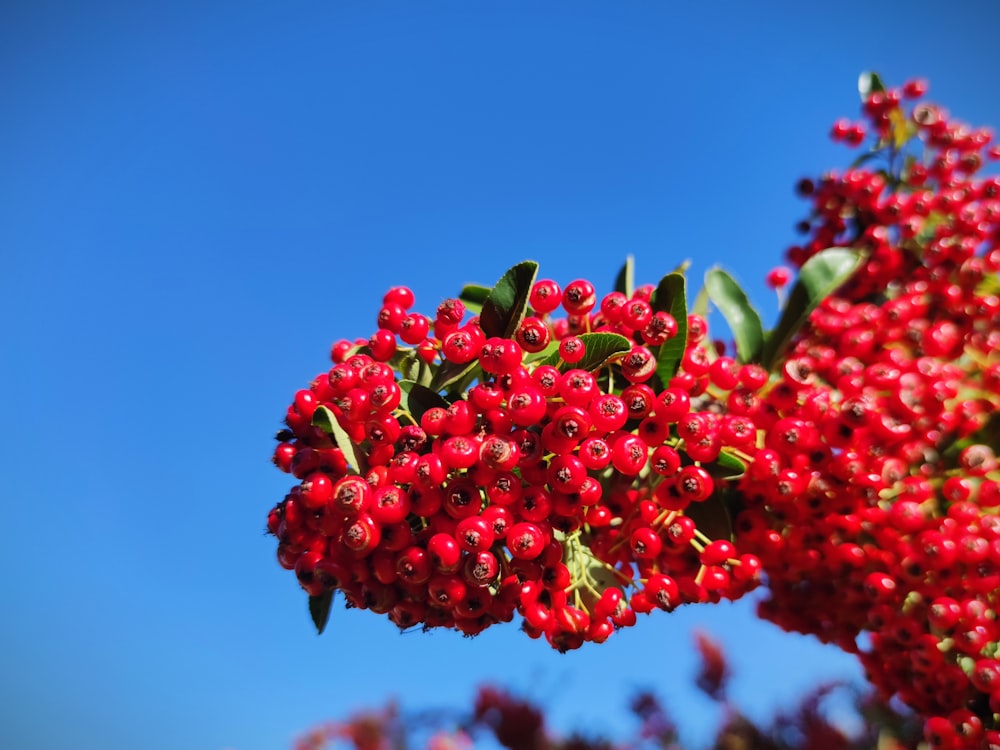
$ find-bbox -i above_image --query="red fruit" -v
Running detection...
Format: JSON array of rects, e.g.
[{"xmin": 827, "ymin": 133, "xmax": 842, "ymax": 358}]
[
  {"xmin": 547, "ymin": 454, "xmax": 588, "ymax": 492},
  {"xmin": 559, "ymin": 336, "xmax": 586, "ymax": 364},
  {"xmin": 293, "ymin": 389, "xmax": 318, "ymax": 420},
  {"xmin": 398, "ymin": 313, "xmax": 430, "ymax": 345},
  {"xmin": 456, "ymin": 516, "xmax": 495, "ymax": 553},
  {"xmin": 621, "ymin": 384, "xmax": 656, "ymax": 420},
  {"xmin": 368, "ymin": 329, "xmax": 396, "ymax": 361},
  {"xmin": 656, "ymin": 388, "xmax": 690, "ymax": 422},
  {"xmin": 529, "ymin": 279, "xmax": 562, "ymax": 314},
  {"xmin": 600, "ymin": 291, "xmax": 628, "ymax": 322},
  {"xmin": 442, "ymin": 477, "xmax": 484, "ymax": 519},
  {"xmin": 579, "ymin": 436, "xmax": 612, "ymax": 470},
  {"xmin": 396, "ymin": 546, "xmax": 432, "ymax": 585},
  {"xmin": 383, "ymin": 285, "xmax": 415, "ymax": 309},
  {"xmin": 479, "ymin": 337, "xmax": 524, "ymax": 375},
  {"xmin": 272, "ymin": 442, "xmax": 297, "ymax": 473},
  {"xmin": 370, "ymin": 486, "xmax": 411, "ymax": 525},
  {"xmin": 549, "ymin": 405, "xmax": 592, "ymax": 444},
  {"xmin": 479, "ymin": 435, "xmax": 520, "ymax": 471},
  {"xmin": 560, "ymin": 369, "xmax": 598, "ymax": 407},
  {"xmin": 411, "ymin": 455, "xmax": 446, "ymax": 491},
  {"xmin": 700, "ymin": 539, "xmax": 736, "ymax": 566},
  {"xmin": 427, "ymin": 573, "xmax": 467, "ymax": 608},
  {"xmin": 464, "ymin": 551, "xmax": 500, "ymax": 587},
  {"xmin": 642, "ymin": 311, "xmax": 678, "ymax": 346},
  {"xmin": 300, "ymin": 472, "xmax": 335, "ymax": 510},
  {"xmin": 902, "ymin": 78, "xmax": 928, "ymax": 98},
  {"xmin": 515, "ymin": 317, "xmax": 551, "ymax": 353},
  {"xmin": 507, "ymin": 387, "xmax": 547, "ymax": 426},
  {"xmin": 620, "ymin": 345, "xmax": 656, "ymax": 383},
  {"xmin": 650, "ymin": 445, "xmax": 681, "ymax": 476},
  {"xmin": 441, "ymin": 329, "xmax": 480, "ymax": 364},
  {"xmin": 377, "ymin": 302, "xmax": 405, "ymax": 333},
  {"xmin": 675, "ymin": 465, "xmax": 713, "ymax": 502},
  {"xmin": 438, "ymin": 435, "xmax": 480, "ymax": 470},
  {"xmin": 561, "ymin": 279, "xmax": 597, "ymax": 315},
  {"xmin": 621, "ymin": 298, "xmax": 652, "ymax": 330},
  {"xmin": 611, "ymin": 434, "xmax": 648, "ymax": 476},
  {"xmin": 630, "ymin": 526, "xmax": 662, "ymax": 560},
  {"xmin": 332, "ymin": 475, "xmax": 372, "ymax": 516},
  {"xmin": 484, "ymin": 470, "xmax": 524, "ymax": 507},
  {"xmin": 427, "ymin": 533, "xmax": 462, "ymax": 572},
  {"xmin": 443, "ymin": 400, "xmax": 477, "ymax": 436},
  {"xmin": 507, "ymin": 522, "xmax": 547, "ymax": 560},
  {"xmin": 589, "ymin": 393, "xmax": 628, "ymax": 433},
  {"xmin": 342, "ymin": 514, "xmax": 381, "ymax": 556},
  {"xmin": 765, "ymin": 266, "xmax": 792, "ymax": 289},
  {"xmin": 436, "ymin": 298, "xmax": 466, "ymax": 327},
  {"xmin": 645, "ymin": 573, "xmax": 679, "ymax": 610}
]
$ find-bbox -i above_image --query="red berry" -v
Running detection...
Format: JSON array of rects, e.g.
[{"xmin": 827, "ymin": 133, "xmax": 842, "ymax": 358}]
[
  {"xmin": 630, "ymin": 526, "xmax": 662, "ymax": 560},
  {"xmin": 383, "ymin": 285, "xmax": 415, "ymax": 309},
  {"xmin": 610, "ymin": 434, "xmax": 648, "ymax": 476},
  {"xmin": 561, "ymin": 279, "xmax": 596, "ymax": 315},
  {"xmin": 559, "ymin": 336, "xmax": 586, "ymax": 365},
  {"xmin": 766, "ymin": 266, "xmax": 792, "ymax": 289},
  {"xmin": 456, "ymin": 516, "xmax": 496, "ymax": 553},
  {"xmin": 529, "ymin": 279, "xmax": 562, "ymax": 314},
  {"xmin": 507, "ymin": 522, "xmax": 547, "ymax": 560}
]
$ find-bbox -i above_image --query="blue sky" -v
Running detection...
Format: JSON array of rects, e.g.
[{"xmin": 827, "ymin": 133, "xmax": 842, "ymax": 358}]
[{"xmin": 2, "ymin": 2, "xmax": 1000, "ymax": 749}]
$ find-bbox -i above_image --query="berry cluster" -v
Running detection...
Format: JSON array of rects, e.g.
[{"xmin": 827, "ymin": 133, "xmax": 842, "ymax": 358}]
[
  {"xmin": 739, "ymin": 75, "xmax": 1000, "ymax": 748},
  {"xmin": 268, "ymin": 261, "xmax": 769, "ymax": 651},
  {"xmin": 265, "ymin": 72, "xmax": 1000, "ymax": 746},
  {"xmin": 293, "ymin": 631, "xmax": 924, "ymax": 750}
]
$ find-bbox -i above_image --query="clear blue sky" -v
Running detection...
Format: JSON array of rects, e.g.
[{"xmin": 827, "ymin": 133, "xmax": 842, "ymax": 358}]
[{"xmin": 3, "ymin": 2, "xmax": 999, "ymax": 749}]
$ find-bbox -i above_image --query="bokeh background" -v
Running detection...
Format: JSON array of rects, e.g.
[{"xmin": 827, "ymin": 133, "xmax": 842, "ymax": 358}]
[{"xmin": 3, "ymin": 2, "xmax": 1000, "ymax": 748}]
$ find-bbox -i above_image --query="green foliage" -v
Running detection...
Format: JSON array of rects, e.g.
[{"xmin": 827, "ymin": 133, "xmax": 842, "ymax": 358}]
[
  {"xmin": 704, "ymin": 267, "xmax": 765, "ymax": 364},
  {"xmin": 312, "ymin": 405, "xmax": 366, "ymax": 474},
  {"xmin": 480, "ymin": 260, "xmax": 539, "ymax": 339},
  {"xmin": 760, "ymin": 247, "xmax": 864, "ymax": 370},
  {"xmin": 650, "ymin": 272, "xmax": 688, "ymax": 387},
  {"xmin": 309, "ymin": 590, "xmax": 334, "ymax": 635}
]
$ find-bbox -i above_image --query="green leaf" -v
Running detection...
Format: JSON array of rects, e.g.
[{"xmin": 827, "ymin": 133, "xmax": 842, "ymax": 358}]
[
  {"xmin": 941, "ymin": 411, "xmax": 1000, "ymax": 463},
  {"xmin": 690, "ymin": 283, "xmax": 709, "ymax": 318},
  {"xmin": 683, "ymin": 491, "xmax": 734, "ymax": 542},
  {"xmin": 914, "ymin": 211, "xmax": 947, "ymax": 247},
  {"xmin": 309, "ymin": 590, "xmax": 334, "ymax": 635},
  {"xmin": 312, "ymin": 405, "xmax": 365, "ymax": 474},
  {"xmin": 538, "ymin": 332, "xmax": 632, "ymax": 372},
  {"xmin": 760, "ymin": 247, "xmax": 864, "ymax": 370},
  {"xmin": 977, "ymin": 274, "xmax": 1000, "ymax": 298},
  {"xmin": 714, "ymin": 449, "xmax": 748, "ymax": 479},
  {"xmin": 395, "ymin": 350, "xmax": 434, "ymax": 387},
  {"xmin": 480, "ymin": 261, "xmax": 539, "ymax": 339},
  {"xmin": 567, "ymin": 333, "xmax": 632, "ymax": 372},
  {"xmin": 614, "ymin": 255, "xmax": 635, "ymax": 298},
  {"xmin": 399, "ymin": 381, "xmax": 450, "ymax": 421},
  {"xmin": 523, "ymin": 339, "xmax": 560, "ymax": 365},
  {"xmin": 849, "ymin": 150, "xmax": 881, "ymax": 170},
  {"xmin": 458, "ymin": 284, "xmax": 490, "ymax": 315},
  {"xmin": 650, "ymin": 272, "xmax": 688, "ymax": 387},
  {"xmin": 858, "ymin": 71, "xmax": 885, "ymax": 100},
  {"xmin": 396, "ymin": 349, "xmax": 420, "ymax": 381},
  {"xmin": 887, "ymin": 106, "xmax": 912, "ymax": 149},
  {"xmin": 428, "ymin": 359, "xmax": 480, "ymax": 394},
  {"xmin": 704, "ymin": 268, "xmax": 765, "ymax": 364}
]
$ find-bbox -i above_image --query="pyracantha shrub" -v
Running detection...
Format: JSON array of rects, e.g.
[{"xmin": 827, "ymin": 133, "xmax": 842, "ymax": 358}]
[
  {"xmin": 291, "ymin": 631, "xmax": 926, "ymax": 750},
  {"xmin": 266, "ymin": 73, "xmax": 1000, "ymax": 747},
  {"xmin": 269, "ymin": 255, "xmax": 768, "ymax": 652},
  {"xmin": 734, "ymin": 73, "xmax": 1000, "ymax": 749}
]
